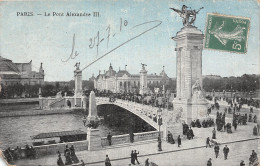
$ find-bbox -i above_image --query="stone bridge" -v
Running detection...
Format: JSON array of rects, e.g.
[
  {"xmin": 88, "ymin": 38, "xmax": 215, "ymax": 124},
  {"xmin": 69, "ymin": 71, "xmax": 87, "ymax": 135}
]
[{"xmin": 96, "ymin": 97, "xmax": 167, "ymax": 131}]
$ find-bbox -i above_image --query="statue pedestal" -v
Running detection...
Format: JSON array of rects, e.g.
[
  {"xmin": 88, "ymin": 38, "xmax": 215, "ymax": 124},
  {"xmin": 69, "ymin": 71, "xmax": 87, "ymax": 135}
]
[
  {"xmin": 166, "ymin": 123, "xmax": 183, "ymax": 140},
  {"xmin": 173, "ymin": 98, "xmax": 208, "ymax": 124},
  {"xmin": 87, "ymin": 128, "xmax": 101, "ymax": 151}
]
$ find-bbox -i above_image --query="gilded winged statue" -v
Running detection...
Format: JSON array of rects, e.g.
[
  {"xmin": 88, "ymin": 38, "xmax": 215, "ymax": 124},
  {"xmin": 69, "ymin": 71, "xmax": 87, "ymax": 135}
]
[{"xmin": 170, "ymin": 5, "xmax": 204, "ymax": 26}]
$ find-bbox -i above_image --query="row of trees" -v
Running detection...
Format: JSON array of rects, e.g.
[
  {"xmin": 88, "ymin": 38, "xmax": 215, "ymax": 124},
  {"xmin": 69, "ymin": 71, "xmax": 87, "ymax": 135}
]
[
  {"xmin": 0, "ymin": 74, "xmax": 258, "ymax": 99},
  {"xmin": 0, "ymin": 84, "xmax": 40, "ymax": 99},
  {"xmin": 203, "ymin": 74, "xmax": 259, "ymax": 92},
  {"xmin": 0, "ymin": 80, "xmax": 95, "ymax": 99}
]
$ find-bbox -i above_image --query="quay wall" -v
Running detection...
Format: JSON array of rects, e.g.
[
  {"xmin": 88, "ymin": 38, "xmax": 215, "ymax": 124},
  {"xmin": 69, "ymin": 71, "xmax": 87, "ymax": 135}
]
[{"xmin": 0, "ymin": 108, "xmax": 82, "ymax": 118}]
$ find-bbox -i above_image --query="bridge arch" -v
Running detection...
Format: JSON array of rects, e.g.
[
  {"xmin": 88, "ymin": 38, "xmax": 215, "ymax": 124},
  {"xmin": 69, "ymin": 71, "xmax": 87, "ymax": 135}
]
[{"xmin": 96, "ymin": 97, "xmax": 165, "ymax": 131}]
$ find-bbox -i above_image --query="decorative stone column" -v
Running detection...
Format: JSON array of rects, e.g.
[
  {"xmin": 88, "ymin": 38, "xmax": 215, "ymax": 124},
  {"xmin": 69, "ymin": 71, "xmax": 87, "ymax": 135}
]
[
  {"xmin": 82, "ymin": 95, "xmax": 87, "ymax": 111},
  {"xmin": 88, "ymin": 91, "xmax": 98, "ymax": 121},
  {"xmin": 139, "ymin": 64, "xmax": 147, "ymax": 95},
  {"xmin": 87, "ymin": 91, "xmax": 101, "ymax": 151},
  {"xmin": 74, "ymin": 68, "xmax": 83, "ymax": 97}
]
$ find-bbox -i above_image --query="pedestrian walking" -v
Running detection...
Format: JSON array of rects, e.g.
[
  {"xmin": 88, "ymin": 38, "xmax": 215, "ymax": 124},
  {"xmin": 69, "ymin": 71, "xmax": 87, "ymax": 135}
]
[
  {"xmin": 206, "ymin": 137, "xmax": 211, "ymax": 148},
  {"xmin": 105, "ymin": 155, "xmax": 111, "ymax": 166},
  {"xmin": 82, "ymin": 116, "xmax": 87, "ymax": 127},
  {"xmin": 223, "ymin": 145, "xmax": 229, "ymax": 160},
  {"xmin": 214, "ymin": 144, "xmax": 220, "ymax": 158},
  {"xmin": 253, "ymin": 126, "xmax": 258, "ymax": 136},
  {"xmin": 131, "ymin": 150, "xmax": 135, "ymax": 165},
  {"xmin": 134, "ymin": 150, "xmax": 140, "ymax": 164},
  {"xmin": 70, "ymin": 145, "xmax": 79, "ymax": 163},
  {"xmin": 64, "ymin": 145, "xmax": 72, "ymax": 165},
  {"xmin": 212, "ymin": 128, "xmax": 216, "ymax": 139},
  {"xmin": 130, "ymin": 132, "xmax": 135, "ymax": 143},
  {"xmin": 107, "ymin": 132, "xmax": 112, "ymax": 146},
  {"xmin": 233, "ymin": 120, "xmax": 237, "ymax": 131},
  {"xmin": 145, "ymin": 158, "xmax": 149, "ymax": 166},
  {"xmin": 177, "ymin": 135, "xmax": 181, "ymax": 147},
  {"xmin": 207, "ymin": 158, "xmax": 212, "ymax": 166},
  {"xmin": 57, "ymin": 151, "xmax": 64, "ymax": 166}
]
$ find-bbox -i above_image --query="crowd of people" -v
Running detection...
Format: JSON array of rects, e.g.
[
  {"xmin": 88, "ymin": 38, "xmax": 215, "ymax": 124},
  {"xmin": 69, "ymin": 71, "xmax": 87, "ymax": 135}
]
[
  {"xmin": 182, "ymin": 123, "xmax": 194, "ymax": 140},
  {"xmin": 216, "ymin": 111, "xmax": 230, "ymax": 132},
  {"xmin": 57, "ymin": 145, "xmax": 80, "ymax": 166},
  {"xmin": 190, "ymin": 118, "xmax": 215, "ymax": 128},
  {"xmin": 3, "ymin": 144, "xmax": 36, "ymax": 163},
  {"xmin": 94, "ymin": 89, "xmax": 173, "ymax": 109}
]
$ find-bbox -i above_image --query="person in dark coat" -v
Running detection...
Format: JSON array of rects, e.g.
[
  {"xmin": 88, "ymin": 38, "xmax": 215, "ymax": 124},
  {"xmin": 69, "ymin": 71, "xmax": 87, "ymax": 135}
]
[
  {"xmin": 64, "ymin": 145, "xmax": 72, "ymax": 165},
  {"xmin": 30, "ymin": 146, "xmax": 36, "ymax": 159},
  {"xmin": 80, "ymin": 160, "xmax": 86, "ymax": 166},
  {"xmin": 187, "ymin": 127, "xmax": 194, "ymax": 140},
  {"xmin": 177, "ymin": 135, "xmax": 181, "ymax": 147},
  {"xmin": 190, "ymin": 127, "xmax": 194, "ymax": 139},
  {"xmin": 105, "ymin": 155, "xmax": 111, "ymax": 166},
  {"xmin": 167, "ymin": 131, "xmax": 175, "ymax": 144},
  {"xmin": 25, "ymin": 144, "xmax": 30, "ymax": 158},
  {"xmin": 133, "ymin": 150, "xmax": 140, "ymax": 164},
  {"xmin": 240, "ymin": 160, "xmax": 245, "ymax": 166},
  {"xmin": 214, "ymin": 144, "xmax": 220, "ymax": 158},
  {"xmin": 57, "ymin": 151, "xmax": 65, "ymax": 166},
  {"xmin": 182, "ymin": 122, "xmax": 189, "ymax": 135},
  {"xmin": 233, "ymin": 120, "xmax": 238, "ymax": 131},
  {"xmin": 131, "ymin": 150, "xmax": 135, "ymax": 165},
  {"xmin": 223, "ymin": 145, "xmax": 229, "ymax": 160},
  {"xmin": 207, "ymin": 158, "xmax": 212, "ymax": 166},
  {"xmin": 130, "ymin": 132, "xmax": 134, "ymax": 143},
  {"xmin": 212, "ymin": 128, "xmax": 216, "ymax": 139},
  {"xmin": 191, "ymin": 120, "xmax": 196, "ymax": 127},
  {"xmin": 206, "ymin": 137, "xmax": 211, "ymax": 148},
  {"xmin": 253, "ymin": 115, "xmax": 257, "ymax": 123},
  {"xmin": 107, "ymin": 132, "xmax": 112, "ymax": 146},
  {"xmin": 145, "ymin": 158, "xmax": 149, "ymax": 166},
  {"xmin": 70, "ymin": 145, "xmax": 79, "ymax": 163},
  {"xmin": 253, "ymin": 126, "xmax": 258, "ymax": 136}
]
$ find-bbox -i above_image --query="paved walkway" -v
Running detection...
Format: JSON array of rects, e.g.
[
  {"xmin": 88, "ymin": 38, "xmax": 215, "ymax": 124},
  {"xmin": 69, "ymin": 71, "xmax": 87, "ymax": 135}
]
[{"xmin": 14, "ymin": 120, "xmax": 259, "ymax": 166}]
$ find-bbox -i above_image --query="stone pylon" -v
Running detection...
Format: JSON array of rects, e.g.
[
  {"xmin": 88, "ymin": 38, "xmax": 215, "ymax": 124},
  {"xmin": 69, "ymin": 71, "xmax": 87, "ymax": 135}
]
[
  {"xmin": 139, "ymin": 64, "xmax": 147, "ymax": 95},
  {"xmin": 87, "ymin": 91, "xmax": 101, "ymax": 151},
  {"xmin": 74, "ymin": 68, "xmax": 83, "ymax": 97},
  {"xmin": 172, "ymin": 25, "xmax": 208, "ymax": 124},
  {"xmin": 87, "ymin": 91, "xmax": 98, "ymax": 121}
]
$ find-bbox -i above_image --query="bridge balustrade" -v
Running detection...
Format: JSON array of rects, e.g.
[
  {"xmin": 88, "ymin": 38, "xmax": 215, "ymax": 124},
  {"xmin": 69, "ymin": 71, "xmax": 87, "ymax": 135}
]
[{"xmin": 100, "ymin": 131, "xmax": 162, "ymax": 147}]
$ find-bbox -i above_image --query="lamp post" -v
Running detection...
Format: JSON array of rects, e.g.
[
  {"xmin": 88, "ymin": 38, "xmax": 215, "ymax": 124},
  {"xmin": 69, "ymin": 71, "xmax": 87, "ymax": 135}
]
[{"xmin": 157, "ymin": 107, "xmax": 162, "ymax": 151}]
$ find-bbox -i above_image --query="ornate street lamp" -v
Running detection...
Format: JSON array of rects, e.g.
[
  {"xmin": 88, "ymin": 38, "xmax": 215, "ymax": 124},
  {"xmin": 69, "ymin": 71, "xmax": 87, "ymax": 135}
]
[{"xmin": 157, "ymin": 107, "xmax": 162, "ymax": 151}]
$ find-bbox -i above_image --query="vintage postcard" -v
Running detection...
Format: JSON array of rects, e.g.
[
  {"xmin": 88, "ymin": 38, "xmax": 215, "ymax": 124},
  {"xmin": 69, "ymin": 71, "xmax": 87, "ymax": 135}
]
[{"xmin": 0, "ymin": 0, "xmax": 259, "ymax": 166}]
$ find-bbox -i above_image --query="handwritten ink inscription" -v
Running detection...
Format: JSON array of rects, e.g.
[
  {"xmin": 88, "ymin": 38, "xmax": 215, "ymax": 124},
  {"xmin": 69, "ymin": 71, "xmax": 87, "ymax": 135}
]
[{"xmin": 62, "ymin": 18, "xmax": 162, "ymax": 72}]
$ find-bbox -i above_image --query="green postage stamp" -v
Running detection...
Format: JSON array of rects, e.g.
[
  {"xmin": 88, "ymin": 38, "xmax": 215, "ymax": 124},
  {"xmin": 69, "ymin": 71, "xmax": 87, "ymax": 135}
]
[{"xmin": 204, "ymin": 13, "xmax": 250, "ymax": 53}]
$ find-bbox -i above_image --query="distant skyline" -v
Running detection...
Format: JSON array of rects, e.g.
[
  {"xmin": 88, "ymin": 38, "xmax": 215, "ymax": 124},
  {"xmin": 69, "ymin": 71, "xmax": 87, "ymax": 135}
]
[{"xmin": 0, "ymin": 0, "xmax": 259, "ymax": 81}]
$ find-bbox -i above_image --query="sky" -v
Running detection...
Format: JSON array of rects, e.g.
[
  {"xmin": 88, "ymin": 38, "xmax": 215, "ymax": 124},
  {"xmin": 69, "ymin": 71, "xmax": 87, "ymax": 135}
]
[{"xmin": 0, "ymin": 0, "xmax": 259, "ymax": 81}]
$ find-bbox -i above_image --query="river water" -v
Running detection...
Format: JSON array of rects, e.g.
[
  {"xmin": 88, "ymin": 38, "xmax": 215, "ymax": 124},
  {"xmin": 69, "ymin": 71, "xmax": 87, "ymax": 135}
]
[{"xmin": 0, "ymin": 104, "xmax": 155, "ymax": 149}]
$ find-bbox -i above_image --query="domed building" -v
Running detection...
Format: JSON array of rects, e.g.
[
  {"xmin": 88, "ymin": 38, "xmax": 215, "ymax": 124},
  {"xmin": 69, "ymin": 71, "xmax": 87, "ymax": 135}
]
[
  {"xmin": 93, "ymin": 63, "xmax": 170, "ymax": 93},
  {"xmin": 0, "ymin": 56, "xmax": 44, "ymax": 86}
]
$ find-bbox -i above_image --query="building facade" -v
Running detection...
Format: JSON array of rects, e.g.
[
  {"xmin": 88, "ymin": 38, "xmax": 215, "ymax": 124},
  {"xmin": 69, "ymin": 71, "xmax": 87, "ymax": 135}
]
[
  {"xmin": 0, "ymin": 56, "xmax": 44, "ymax": 86},
  {"xmin": 93, "ymin": 64, "xmax": 169, "ymax": 93}
]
